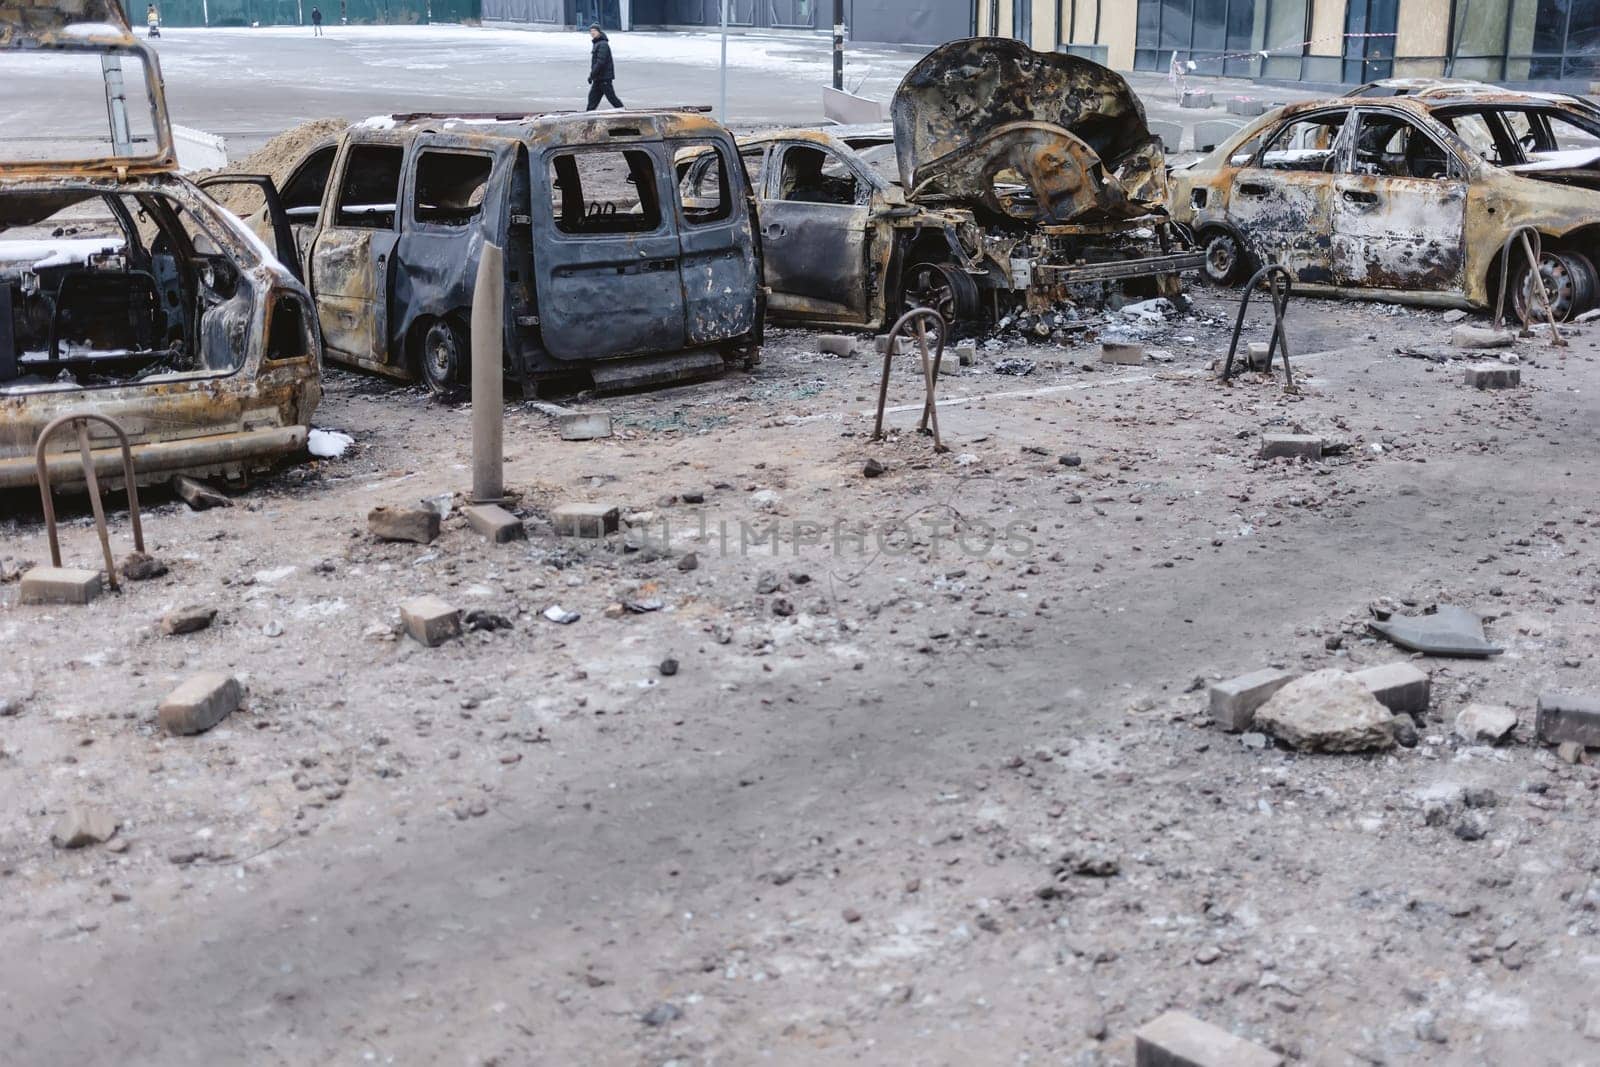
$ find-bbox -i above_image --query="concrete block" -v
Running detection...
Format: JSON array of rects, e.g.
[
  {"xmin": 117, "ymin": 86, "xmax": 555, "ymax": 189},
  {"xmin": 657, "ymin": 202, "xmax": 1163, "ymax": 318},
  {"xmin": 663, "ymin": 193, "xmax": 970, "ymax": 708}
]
[
  {"xmin": 158, "ymin": 672, "xmax": 242, "ymax": 736},
  {"xmin": 1209, "ymin": 668, "xmax": 1297, "ymax": 732},
  {"xmin": 1464, "ymin": 362, "xmax": 1520, "ymax": 389},
  {"xmin": 1352, "ymin": 662, "xmax": 1431, "ymax": 714},
  {"xmin": 818, "ymin": 334, "xmax": 855, "ymax": 356},
  {"xmin": 558, "ymin": 411, "xmax": 613, "ymax": 441},
  {"xmin": 463, "ymin": 504, "xmax": 526, "ymax": 543},
  {"xmin": 400, "ymin": 596, "xmax": 462, "ymax": 647},
  {"xmin": 1180, "ymin": 90, "xmax": 1214, "ymax": 109},
  {"xmin": 551, "ymin": 502, "xmax": 620, "ymax": 538},
  {"xmin": 874, "ymin": 334, "xmax": 893, "ymax": 355},
  {"xmin": 1102, "ymin": 342, "xmax": 1145, "ymax": 365},
  {"xmin": 1246, "ymin": 341, "xmax": 1271, "ymax": 370},
  {"xmin": 1135, "ymin": 1011, "xmax": 1282, "ymax": 1067},
  {"xmin": 1537, "ymin": 691, "xmax": 1600, "ymax": 747},
  {"xmin": 1451, "ymin": 325, "xmax": 1515, "ymax": 349},
  {"xmin": 1225, "ymin": 97, "xmax": 1267, "ymax": 116},
  {"xmin": 1260, "ymin": 434, "xmax": 1323, "ymax": 461},
  {"xmin": 367, "ymin": 506, "xmax": 440, "ymax": 544},
  {"xmin": 955, "ymin": 340, "xmax": 977, "ymax": 366},
  {"xmin": 18, "ymin": 566, "xmax": 102, "ymax": 606}
]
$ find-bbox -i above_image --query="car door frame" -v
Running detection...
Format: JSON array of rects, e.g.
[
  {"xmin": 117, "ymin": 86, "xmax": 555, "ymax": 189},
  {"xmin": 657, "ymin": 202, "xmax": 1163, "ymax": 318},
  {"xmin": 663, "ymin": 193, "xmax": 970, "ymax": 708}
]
[
  {"xmin": 1225, "ymin": 106, "xmax": 1353, "ymax": 286},
  {"xmin": 756, "ymin": 139, "xmax": 875, "ymax": 325},
  {"xmin": 195, "ymin": 173, "xmax": 300, "ymax": 280},
  {"xmin": 669, "ymin": 134, "xmax": 763, "ymax": 349}
]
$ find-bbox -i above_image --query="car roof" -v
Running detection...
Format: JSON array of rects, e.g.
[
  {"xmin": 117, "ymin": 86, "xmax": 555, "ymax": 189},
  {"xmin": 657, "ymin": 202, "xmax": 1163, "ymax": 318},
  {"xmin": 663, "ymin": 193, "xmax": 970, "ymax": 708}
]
[{"xmin": 345, "ymin": 109, "xmax": 730, "ymax": 148}]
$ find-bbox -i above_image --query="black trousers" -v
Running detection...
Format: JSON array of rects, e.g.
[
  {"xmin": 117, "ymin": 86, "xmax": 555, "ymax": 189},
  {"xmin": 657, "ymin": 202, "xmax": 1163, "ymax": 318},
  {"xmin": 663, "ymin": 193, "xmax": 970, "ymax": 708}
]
[{"xmin": 586, "ymin": 81, "xmax": 622, "ymax": 110}]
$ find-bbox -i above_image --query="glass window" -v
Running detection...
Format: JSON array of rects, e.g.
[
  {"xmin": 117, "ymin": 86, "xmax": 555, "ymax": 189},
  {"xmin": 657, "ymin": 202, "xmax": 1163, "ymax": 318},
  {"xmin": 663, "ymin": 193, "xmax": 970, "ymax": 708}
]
[
  {"xmin": 548, "ymin": 149, "xmax": 662, "ymax": 236},
  {"xmin": 335, "ymin": 144, "xmax": 403, "ymax": 230},
  {"xmin": 675, "ymin": 143, "xmax": 734, "ymax": 226},
  {"xmin": 1256, "ymin": 112, "xmax": 1348, "ymax": 171},
  {"xmin": 413, "ymin": 151, "xmax": 492, "ymax": 227},
  {"xmin": 777, "ymin": 146, "xmax": 859, "ymax": 206}
]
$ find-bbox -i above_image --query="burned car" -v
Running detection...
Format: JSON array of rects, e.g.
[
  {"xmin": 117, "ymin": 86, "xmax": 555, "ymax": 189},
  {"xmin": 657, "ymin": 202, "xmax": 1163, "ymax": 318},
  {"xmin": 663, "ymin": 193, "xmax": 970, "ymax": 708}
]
[
  {"xmin": 701, "ymin": 39, "xmax": 1201, "ymax": 332},
  {"xmin": 251, "ymin": 109, "xmax": 763, "ymax": 398},
  {"xmin": 1172, "ymin": 90, "xmax": 1600, "ymax": 321},
  {"xmin": 0, "ymin": 1, "xmax": 319, "ymax": 490}
]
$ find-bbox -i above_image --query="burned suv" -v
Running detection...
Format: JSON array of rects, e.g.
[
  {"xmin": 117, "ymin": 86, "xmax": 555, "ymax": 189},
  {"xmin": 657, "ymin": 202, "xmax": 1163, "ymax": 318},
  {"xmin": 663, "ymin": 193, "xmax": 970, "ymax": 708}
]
[
  {"xmin": 0, "ymin": 2, "xmax": 320, "ymax": 490},
  {"xmin": 705, "ymin": 39, "xmax": 1201, "ymax": 332},
  {"xmin": 251, "ymin": 110, "xmax": 763, "ymax": 398}
]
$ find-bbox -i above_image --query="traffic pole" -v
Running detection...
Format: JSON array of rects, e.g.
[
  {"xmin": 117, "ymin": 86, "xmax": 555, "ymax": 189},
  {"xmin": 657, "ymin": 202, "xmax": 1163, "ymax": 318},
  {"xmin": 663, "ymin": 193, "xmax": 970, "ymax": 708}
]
[{"xmin": 832, "ymin": 0, "xmax": 844, "ymax": 91}]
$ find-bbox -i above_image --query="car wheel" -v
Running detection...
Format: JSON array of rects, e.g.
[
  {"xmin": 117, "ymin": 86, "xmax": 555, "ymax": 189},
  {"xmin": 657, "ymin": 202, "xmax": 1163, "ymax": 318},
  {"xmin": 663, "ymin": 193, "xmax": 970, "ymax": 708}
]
[
  {"xmin": 1512, "ymin": 251, "xmax": 1596, "ymax": 324},
  {"xmin": 418, "ymin": 317, "xmax": 468, "ymax": 400},
  {"xmin": 1201, "ymin": 230, "xmax": 1247, "ymax": 287},
  {"xmin": 903, "ymin": 260, "xmax": 981, "ymax": 328}
]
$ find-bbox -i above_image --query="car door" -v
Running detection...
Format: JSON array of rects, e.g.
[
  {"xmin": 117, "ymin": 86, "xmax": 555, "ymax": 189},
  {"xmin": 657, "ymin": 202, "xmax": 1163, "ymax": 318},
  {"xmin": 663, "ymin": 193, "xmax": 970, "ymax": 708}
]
[
  {"xmin": 671, "ymin": 137, "xmax": 762, "ymax": 346},
  {"xmin": 276, "ymin": 142, "xmax": 339, "ymax": 274},
  {"xmin": 1331, "ymin": 108, "xmax": 1467, "ymax": 293},
  {"xmin": 308, "ymin": 139, "xmax": 405, "ymax": 369},
  {"xmin": 758, "ymin": 142, "xmax": 872, "ymax": 323},
  {"xmin": 195, "ymin": 173, "xmax": 299, "ymax": 279},
  {"xmin": 1227, "ymin": 109, "xmax": 1351, "ymax": 285},
  {"xmin": 396, "ymin": 138, "xmax": 501, "ymax": 318},
  {"xmin": 531, "ymin": 140, "xmax": 687, "ymax": 361}
]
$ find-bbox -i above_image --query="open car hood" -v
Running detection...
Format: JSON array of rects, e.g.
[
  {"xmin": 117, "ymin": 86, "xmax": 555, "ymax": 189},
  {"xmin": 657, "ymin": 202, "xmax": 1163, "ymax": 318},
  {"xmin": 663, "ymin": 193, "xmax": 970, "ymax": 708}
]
[
  {"xmin": 890, "ymin": 38, "xmax": 1169, "ymax": 225},
  {"xmin": 0, "ymin": 0, "xmax": 177, "ymax": 179}
]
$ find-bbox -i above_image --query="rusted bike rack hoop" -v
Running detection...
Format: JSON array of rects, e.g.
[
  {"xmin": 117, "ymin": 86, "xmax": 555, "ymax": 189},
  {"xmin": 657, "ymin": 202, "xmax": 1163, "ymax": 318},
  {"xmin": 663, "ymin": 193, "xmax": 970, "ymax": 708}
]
[{"xmin": 33, "ymin": 412, "xmax": 146, "ymax": 591}]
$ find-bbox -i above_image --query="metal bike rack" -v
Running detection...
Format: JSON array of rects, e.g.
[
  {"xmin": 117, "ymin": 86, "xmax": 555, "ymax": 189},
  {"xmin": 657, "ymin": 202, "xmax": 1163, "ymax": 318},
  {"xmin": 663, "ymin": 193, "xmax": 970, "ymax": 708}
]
[
  {"xmin": 872, "ymin": 308, "xmax": 949, "ymax": 453},
  {"xmin": 34, "ymin": 412, "xmax": 146, "ymax": 592},
  {"xmin": 1493, "ymin": 226, "xmax": 1567, "ymax": 348},
  {"xmin": 1221, "ymin": 263, "xmax": 1296, "ymax": 390}
]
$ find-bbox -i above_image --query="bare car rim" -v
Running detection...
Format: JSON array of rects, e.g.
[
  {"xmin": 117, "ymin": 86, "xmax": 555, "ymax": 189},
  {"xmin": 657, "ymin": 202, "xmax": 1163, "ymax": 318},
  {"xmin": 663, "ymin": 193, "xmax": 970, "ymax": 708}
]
[
  {"xmin": 421, "ymin": 319, "xmax": 466, "ymax": 396},
  {"xmin": 1203, "ymin": 232, "xmax": 1242, "ymax": 286},
  {"xmin": 904, "ymin": 261, "xmax": 978, "ymax": 325},
  {"xmin": 1514, "ymin": 252, "xmax": 1596, "ymax": 324}
]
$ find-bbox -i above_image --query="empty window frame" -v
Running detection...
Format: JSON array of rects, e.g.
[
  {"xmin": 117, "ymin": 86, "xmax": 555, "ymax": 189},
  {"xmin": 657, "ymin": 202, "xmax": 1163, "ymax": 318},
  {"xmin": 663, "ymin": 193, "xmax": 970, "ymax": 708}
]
[
  {"xmin": 334, "ymin": 143, "xmax": 404, "ymax": 229},
  {"xmin": 548, "ymin": 149, "xmax": 662, "ymax": 236},
  {"xmin": 413, "ymin": 150, "xmax": 494, "ymax": 227},
  {"xmin": 776, "ymin": 145, "xmax": 859, "ymax": 205},
  {"xmin": 675, "ymin": 143, "xmax": 734, "ymax": 226},
  {"xmin": 1256, "ymin": 111, "xmax": 1350, "ymax": 171},
  {"xmin": 281, "ymin": 144, "xmax": 337, "ymax": 223}
]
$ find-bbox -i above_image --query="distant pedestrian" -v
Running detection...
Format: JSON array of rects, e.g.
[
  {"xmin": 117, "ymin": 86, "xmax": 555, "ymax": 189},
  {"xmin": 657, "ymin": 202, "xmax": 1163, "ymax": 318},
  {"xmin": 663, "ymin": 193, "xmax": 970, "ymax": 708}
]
[
  {"xmin": 146, "ymin": 3, "xmax": 161, "ymax": 37},
  {"xmin": 586, "ymin": 23, "xmax": 623, "ymax": 111},
  {"xmin": 311, "ymin": 6, "xmax": 323, "ymax": 35}
]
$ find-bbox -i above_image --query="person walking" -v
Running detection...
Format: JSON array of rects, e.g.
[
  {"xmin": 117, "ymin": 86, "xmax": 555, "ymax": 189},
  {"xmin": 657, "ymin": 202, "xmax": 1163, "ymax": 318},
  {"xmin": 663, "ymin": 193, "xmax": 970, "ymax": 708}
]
[
  {"xmin": 145, "ymin": 3, "xmax": 160, "ymax": 37},
  {"xmin": 586, "ymin": 23, "xmax": 623, "ymax": 111},
  {"xmin": 311, "ymin": 6, "xmax": 324, "ymax": 35}
]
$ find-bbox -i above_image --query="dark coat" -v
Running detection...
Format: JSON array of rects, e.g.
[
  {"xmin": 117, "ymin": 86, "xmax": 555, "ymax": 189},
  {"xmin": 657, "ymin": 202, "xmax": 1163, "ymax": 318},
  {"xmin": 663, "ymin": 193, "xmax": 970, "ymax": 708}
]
[{"xmin": 589, "ymin": 32, "xmax": 615, "ymax": 85}]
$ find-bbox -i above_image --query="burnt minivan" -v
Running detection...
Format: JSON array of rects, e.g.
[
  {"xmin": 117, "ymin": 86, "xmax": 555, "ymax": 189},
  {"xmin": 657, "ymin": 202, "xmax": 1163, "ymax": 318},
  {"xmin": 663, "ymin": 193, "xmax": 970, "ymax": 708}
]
[
  {"xmin": 0, "ymin": 1, "xmax": 320, "ymax": 490},
  {"xmin": 258, "ymin": 110, "xmax": 764, "ymax": 397}
]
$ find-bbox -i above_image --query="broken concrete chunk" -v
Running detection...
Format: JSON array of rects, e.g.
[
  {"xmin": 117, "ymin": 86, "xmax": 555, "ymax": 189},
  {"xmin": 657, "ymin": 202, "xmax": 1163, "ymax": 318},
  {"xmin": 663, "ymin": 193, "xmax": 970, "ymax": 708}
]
[
  {"xmin": 50, "ymin": 808, "xmax": 119, "ymax": 850},
  {"xmin": 818, "ymin": 334, "xmax": 855, "ymax": 356},
  {"xmin": 1252, "ymin": 669, "xmax": 1396, "ymax": 752},
  {"xmin": 1464, "ymin": 362, "xmax": 1521, "ymax": 389},
  {"xmin": 1369, "ymin": 605, "xmax": 1503, "ymax": 657},
  {"xmin": 400, "ymin": 596, "xmax": 462, "ymax": 647},
  {"xmin": 1536, "ymin": 691, "xmax": 1600, "ymax": 747},
  {"xmin": 1351, "ymin": 662, "xmax": 1431, "ymax": 714},
  {"xmin": 160, "ymin": 605, "xmax": 217, "ymax": 636},
  {"xmin": 551, "ymin": 502, "xmax": 620, "ymax": 538},
  {"xmin": 172, "ymin": 474, "xmax": 231, "ymax": 510},
  {"xmin": 119, "ymin": 552, "xmax": 168, "ymax": 581},
  {"xmin": 1208, "ymin": 668, "xmax": 1297, "ymax": 733},
  {"xmin": 1246, "ymin": 341, "xmax": 1272, "ymax": 370},
  {"xmin": 463, "ymin": 504, "xmax": 526, "ymax": 543},
  {"xmin": 1451, "ymin": 325, "xmax": 1515, "ymax": 349},
  {"xmin": 19, "ymin": 567, "xmax": 103, "ymax": 606},
  {"xmin": 1455, "ymin": 703, "xmax": 1518, "ymax": 745},
  {"xmin": 558, "ymin": 411, "xmax": 614, "ymax": 441},
  {"xmin": 158, "ymin": 672, "xmax": 243, "ymax": 736},
  {"xmin": 1101, "ymin": 341, "xmax": 1145, "ymax": 365},
  {"xmin": 1559, "ymin": 740, "xmax": 1586, "ymax": 764},
  {"xmin": 955, "ymin": 340, "xmax": 977, "ymax": 366},
  {"xmin": 543, "ymin": 604, "xmax": 580, "ymax": 625},
  {"xmin": 367, "ymin": 506, "xmax": 441, "ymax": 545},
  {"xmin": 1134, "ymin": 1010, "xmax": 1282, "ymax": 1067},
  {"xmin": 1259, "ymin": 434, "xmax": 1322, "ymax": 461}
]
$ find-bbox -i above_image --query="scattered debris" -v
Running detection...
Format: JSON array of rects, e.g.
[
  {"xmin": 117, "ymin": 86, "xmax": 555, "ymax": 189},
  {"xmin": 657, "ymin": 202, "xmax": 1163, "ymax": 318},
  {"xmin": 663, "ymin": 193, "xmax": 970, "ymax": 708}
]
[
  {"xmin": 677, "ymin": 552, "xmax": 699, "ymax": 572},
  {"xmin": 307, "ymin": 429, "xmax": 355, "ymax": 458},
  {"xmin": 993, "ymin": 357, "xmax": 1036, "ymax": 376},
  {"xmin": 367, "ymin": 506, "xmax": 442, "ymax": 545},
  {"xmin": 160, "ymin": 605, "xmax": 217, "ymax": 636},
  {"xmin": 1455, "ymin": 703, "xmax": 1519, "ymax": 745},
  {"xmin": 1370, "ymin": 605, "xmax": 1504, "ymax": 657},
  {"xmin": 1259, "ymin": 434, "xmax": 1323, "ymax": 461},
  {"xmin": 50, "ymin": 808, "xmax": 119, "ymax": 850},
  {"xmin": 862, "ymin": 458, "xmax": 886, "ymax": 478},
  {"xmin": 1252, "ymin": 669, "xmax": 1396, "ymax": 752},
  {"xmin": 158, "ymin": 672, "xmax": 243, "ymax": 736},
  {"xmin": 640, "ymin": 1002, "xmax": 682, "ymax": 1028},
  {"xmin": 1101, "ymin": 341, "xmax": 1145, "ymax": 365},
  {"xmin": 659, "ymin": 657, "xmax": 680, "ymax": 676},
  {"xmin": 119, "ymin": 552, "xmax": 167, "ymax": 582},
  {"xmin": 558, "ymin": 411, "xmax": 614, "ymax": 441},
  {"xmin": 463, "ymin": 609, "xmax": 513, "ymax": 633},
  {"xmin": 1452, "ymin": 325, "xmax": 1516, "ymax": 349},
  {"xmin": 1133, "ymin": 1010, "xmax": 1282, "ymax": 1067},
  {"xmin": 543, "ymin": 605, "xmax": 580, "ymax": 625}
]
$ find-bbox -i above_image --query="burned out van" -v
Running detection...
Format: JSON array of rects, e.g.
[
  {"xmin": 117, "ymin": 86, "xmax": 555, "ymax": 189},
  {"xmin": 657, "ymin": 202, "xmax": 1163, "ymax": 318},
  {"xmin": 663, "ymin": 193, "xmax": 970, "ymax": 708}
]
[
  {"xmin": 256, "ymin": 110, "xmax": 764, "ymax": 398},
  {"xmin": 0, "ymin": 1, "xmax": 320, "ymax": 490}
]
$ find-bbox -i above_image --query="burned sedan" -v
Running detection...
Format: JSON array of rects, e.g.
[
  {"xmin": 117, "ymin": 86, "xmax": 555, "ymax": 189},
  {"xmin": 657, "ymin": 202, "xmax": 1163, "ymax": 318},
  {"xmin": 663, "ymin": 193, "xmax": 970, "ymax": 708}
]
[
  {"xmin": 0, "ymin": 3, "xmax": 319, "ymax": 491},
  {"xmin": 1172, "ymin": 90, "xmax": 1600, "ymax": 321},
  {"xmin": 714, "ymin": 39, "xmax": 1201, "ymax": 332},
  {"xmin": 253, "ymin": 110, "xmax": 763, "ymax": 398}
]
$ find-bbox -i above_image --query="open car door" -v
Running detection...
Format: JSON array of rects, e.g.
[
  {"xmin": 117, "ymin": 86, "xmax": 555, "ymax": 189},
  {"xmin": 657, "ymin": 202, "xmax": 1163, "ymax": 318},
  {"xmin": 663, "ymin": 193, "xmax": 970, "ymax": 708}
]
[{"xmin": 196, "ymin": 174, "xmax": 302, "ymax": 281}]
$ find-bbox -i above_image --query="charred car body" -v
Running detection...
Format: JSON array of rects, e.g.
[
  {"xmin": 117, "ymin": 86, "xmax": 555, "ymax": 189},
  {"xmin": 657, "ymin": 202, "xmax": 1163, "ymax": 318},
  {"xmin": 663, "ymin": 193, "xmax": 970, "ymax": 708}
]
[
  {"xmin": 256, "ymin": 110, "xmax": 763, "ymax": 397},
  {"xmin": 0, "ymin": 1, "xmax": 319, "ymax": 489},
  {"xmin": 1173, "ymin": 88, "xmax": 1600, "ymax": 321},
  {"xmin": 708, "ymin": 39, "xmax": 1201, "ymax": 332}
]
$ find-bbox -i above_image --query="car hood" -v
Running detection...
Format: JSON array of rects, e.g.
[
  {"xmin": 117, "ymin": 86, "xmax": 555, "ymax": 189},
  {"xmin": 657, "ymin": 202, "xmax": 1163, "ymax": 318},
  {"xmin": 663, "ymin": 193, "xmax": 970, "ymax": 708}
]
[
  {"xmin": 890, "ymin": 37, "xmax": 1169, "ymax": 225},
  {"xmin": 0, "ymin": 0, "xmax": 176, "ymax": 179}
]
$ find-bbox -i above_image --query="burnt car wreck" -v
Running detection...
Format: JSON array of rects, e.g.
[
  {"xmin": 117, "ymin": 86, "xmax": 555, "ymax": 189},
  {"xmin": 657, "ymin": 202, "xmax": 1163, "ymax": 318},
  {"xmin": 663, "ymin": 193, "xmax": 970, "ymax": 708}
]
[
  {"xmin": 251, "ymin": 110, "xmax": 764, "ymax": 398},
  {"xmin": 712, "ymin": 39, "xmax": 1202, "ymax": 332},
  {"xmin": 1173, "ymin": 87, "xmax": 1600, "ymax": 321},
  {"xmin": 0, "ymin": 1, "xmax": 319, "ymax": 491}
]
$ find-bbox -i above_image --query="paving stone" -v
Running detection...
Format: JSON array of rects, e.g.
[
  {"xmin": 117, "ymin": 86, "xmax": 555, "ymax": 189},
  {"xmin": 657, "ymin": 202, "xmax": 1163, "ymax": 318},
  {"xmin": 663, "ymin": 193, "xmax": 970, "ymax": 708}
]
[
  {"xmin": 1246, "ymin": 341, "xmax": 1272, "ymax": 370},
  {"xmin": 955, "ymin": 340, "xmax": 977, "ymax": 366},
  {"xmin": 463, "ymin": 504, "xmax": 526, "ymax": 543},
  {"xmin": 158, "ymin": 672, "xmax": 243, "ymax": 736},
  {"xmin": 1464, "ymin": 362, "xmax": 1521, "ymax": 389},
  {"xmin": 551, "ymin": 502, "xmax": 620, "ymax": 538},
  {"xmin": 557, "ymin": 411, "xmax": 613, "ymax": 441},
  {"xmin": 400, "ymin": 596, "xmax": 462, "ymax": 647},
  {"xmin": 1452, "ymin": 325, "xmax": 1515, "ymax": 349},
  {"xmin": 1352, "ymin": 662, "xmax": 1431, "ymax": 714},
  {"xmin": 18, "ymin": 566, "xmax": 102, "ymax": 606},
  {"xmin": 818, "ymin": 334, "xmax": 855, "ymax": 356},
  {"xmin": 1209, "ymin": 668, "xmax": 1298, "ymax": 732},
  {"xmin": 1134, "ymin": 1010, "xmax": 1282, "ymax": 1067},
  {"xmin": 367, "ymin": 505, "xmax": 440, "ymax": 545},
  {"xmin": 1259, "ymin": 434, "xmax": 1323, "ymax": 461},
  {"xmin": 1537, "ymin": 691, "xmax": 1600, "ymax": 747}
]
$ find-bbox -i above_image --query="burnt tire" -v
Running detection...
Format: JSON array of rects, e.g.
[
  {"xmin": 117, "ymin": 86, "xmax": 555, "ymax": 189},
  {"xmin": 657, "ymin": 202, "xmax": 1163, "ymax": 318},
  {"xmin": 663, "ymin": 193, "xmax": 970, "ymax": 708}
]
[
  {"xmin": 417, "ymin": 316, "xmax": 468, "ymax": 401},
  {"xmin": 903, "ymin": 260, "xmax": 981, "ymax": 329},
  {"xmin": 1511, "ymin": 251, "xmax": 1596, "ymax": 325},
  {"xmin": 1201, "ymin": 229, "xmax": 1248, "ymax": 287}
]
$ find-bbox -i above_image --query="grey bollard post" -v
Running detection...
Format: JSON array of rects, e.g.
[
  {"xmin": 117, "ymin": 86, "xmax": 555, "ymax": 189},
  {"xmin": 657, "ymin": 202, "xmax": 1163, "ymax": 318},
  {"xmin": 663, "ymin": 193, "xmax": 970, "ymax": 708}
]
[{"xmin": 471, "ymin": 242, "xmax": 505, "ymax": 504}]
